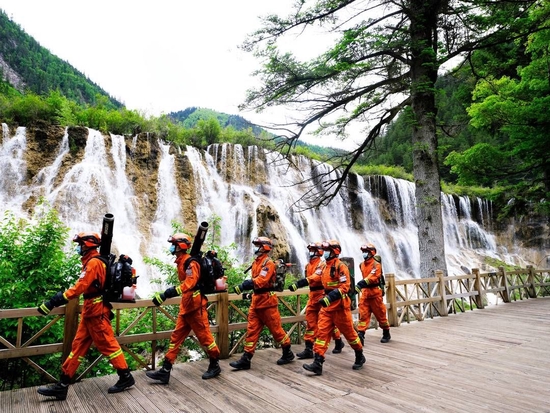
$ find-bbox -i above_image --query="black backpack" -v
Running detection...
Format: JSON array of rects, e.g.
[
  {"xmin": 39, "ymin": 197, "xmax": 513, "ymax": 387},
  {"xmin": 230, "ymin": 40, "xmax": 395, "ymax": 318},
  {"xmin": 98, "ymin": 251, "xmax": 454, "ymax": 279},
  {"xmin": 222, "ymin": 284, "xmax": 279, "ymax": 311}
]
[
  {"xmin": 274, "ymin": 259, "xmax": 288, "ymax": 292},
  {"xmin": 95, "ymin": 254, "xmax": 138, "ymax": 303},
  {"xmin": 185, "ymin": 250, "xmax": 226, "ymax": 295},
  {"xmin": 374, "ymin": 255, "xmax": 386, "ymax": 296}
]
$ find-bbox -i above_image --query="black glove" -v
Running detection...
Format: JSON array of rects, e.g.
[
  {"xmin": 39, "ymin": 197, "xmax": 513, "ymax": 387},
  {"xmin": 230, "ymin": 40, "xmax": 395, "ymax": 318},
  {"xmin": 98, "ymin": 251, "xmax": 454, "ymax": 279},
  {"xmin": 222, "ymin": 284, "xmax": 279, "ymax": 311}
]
[
  {"xmin": 152, "ymin": 292, "xmax": 166, "ymax": 306},
  {"xmin": 152, "ymin": 286, "xmax": 181, "ymax": 306},
  {"xmin": 37, "ymin": 291, "xmax": 67, "ymax": 315},
  {"xmin": 319, "ymin": 289, "xmax": 342, "ymax": 307},
  {"xmin": 234, "ymin": 279, "xmax": 254, "ymax": 295},
  {"xmin": 242, "ymin": 292, "xmax": 253, "ymax": 300},
  {"xmin": 289, "ymin": 278, "xmax": 309, "ymax": 292},
  {"xmin": 355, "ymin": 279, "xmax": 369, "ymax": 294}
]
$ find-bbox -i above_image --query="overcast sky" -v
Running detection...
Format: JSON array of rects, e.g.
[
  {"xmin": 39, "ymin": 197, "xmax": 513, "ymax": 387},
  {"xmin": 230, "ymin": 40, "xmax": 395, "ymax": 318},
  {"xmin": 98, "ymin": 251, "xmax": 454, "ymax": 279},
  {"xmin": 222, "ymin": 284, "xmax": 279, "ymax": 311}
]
[{"xmin": 0, "ymin": 0, "xmax": 361, "ymax": 149}]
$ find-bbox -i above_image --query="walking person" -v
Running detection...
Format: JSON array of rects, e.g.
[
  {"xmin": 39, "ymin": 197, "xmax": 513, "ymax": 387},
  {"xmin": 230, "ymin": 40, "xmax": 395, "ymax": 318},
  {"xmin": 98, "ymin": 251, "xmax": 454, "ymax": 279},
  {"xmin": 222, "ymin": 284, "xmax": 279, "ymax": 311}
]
[
  {"xmin": 303, "ymin": 239, "xmax": 365, "ymax": 375},
  {"xmin": 36, "ymin": 232, "xmax": 135, "ymax": 400},
  {"xmin": 355, "ymin": 243, "xmax": 391, "ymax": 344},
  {"xmin": 230, "ymin": 236, "xmax": 295, "ymax": 370},
  {"xmin": 289, "ymin": 242, "xmax": 345, "ymax": 358},
  {"xmin": 146, "ymin": 233, "xmax": 221, "ymax": 382}
]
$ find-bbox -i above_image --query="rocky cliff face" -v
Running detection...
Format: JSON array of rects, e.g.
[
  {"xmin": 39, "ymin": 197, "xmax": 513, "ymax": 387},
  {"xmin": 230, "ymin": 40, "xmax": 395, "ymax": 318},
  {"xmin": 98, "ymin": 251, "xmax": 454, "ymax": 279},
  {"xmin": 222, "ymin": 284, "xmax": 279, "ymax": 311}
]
[{"xmin": 15, "ymin": 124, "xmax": 293, "ymax": 261}]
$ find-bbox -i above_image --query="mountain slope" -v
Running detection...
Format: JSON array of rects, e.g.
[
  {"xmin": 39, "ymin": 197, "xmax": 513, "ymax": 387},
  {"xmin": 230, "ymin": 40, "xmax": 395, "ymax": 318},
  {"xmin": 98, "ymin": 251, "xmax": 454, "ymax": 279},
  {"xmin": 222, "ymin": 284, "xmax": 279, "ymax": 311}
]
[{"xmin": 0, "ymin": 9, "xmax": 121, "ymax": 108}]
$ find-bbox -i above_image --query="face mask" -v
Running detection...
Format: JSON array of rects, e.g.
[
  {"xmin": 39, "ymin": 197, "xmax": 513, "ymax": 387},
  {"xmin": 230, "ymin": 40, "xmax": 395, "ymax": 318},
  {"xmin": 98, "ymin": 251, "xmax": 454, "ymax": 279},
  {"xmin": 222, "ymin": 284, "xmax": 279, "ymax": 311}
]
[
  {"xmin": 254, "ymin": 247, "xmax": 263, "ymax": 255},
  {"xmin": 169, "ymin": 244, "xmax": 177, "ymax": 255},
  {"xmin": 362, "ymin": 253, "xmax": 369, "ymax": 259},
  {"xmin": 75, "ymin": 245, "xmax": 84, "ymax": 256},
  {"xmin": 309, "ymin": 252, "xmax": 316, "ymax": 258},
  {"xmin": 323, "ymin": 251, "xmax": 330, "ymax": 259}
]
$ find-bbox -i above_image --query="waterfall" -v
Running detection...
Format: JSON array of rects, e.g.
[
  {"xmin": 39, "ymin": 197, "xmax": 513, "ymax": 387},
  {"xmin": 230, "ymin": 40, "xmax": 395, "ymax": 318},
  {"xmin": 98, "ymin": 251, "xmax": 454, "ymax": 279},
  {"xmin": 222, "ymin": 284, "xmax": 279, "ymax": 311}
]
[
  {"xmin": 0, "ymin": 126, "xmax": 27, "ymax": 215},
  {"xmin": 0, "ymin": 126, "xmax": 532, "ymax": 297}
]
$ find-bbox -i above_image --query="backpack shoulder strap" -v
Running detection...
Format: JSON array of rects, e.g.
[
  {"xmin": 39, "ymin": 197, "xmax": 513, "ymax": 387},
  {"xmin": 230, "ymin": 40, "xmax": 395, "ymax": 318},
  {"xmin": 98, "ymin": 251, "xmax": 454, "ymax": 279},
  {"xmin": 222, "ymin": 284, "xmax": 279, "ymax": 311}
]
[
  {"xmin": 84, "ymin": 255, "xmax": 109, "ymax": 297},
  {"xmin": 184, "ymin": 255, "xmax": 201, "ymax": 270}
]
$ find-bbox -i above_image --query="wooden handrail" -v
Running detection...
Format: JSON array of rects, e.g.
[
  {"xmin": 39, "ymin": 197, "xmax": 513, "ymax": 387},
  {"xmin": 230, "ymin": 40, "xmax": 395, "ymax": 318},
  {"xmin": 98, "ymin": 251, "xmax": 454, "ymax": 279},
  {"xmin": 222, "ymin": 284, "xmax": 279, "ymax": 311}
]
[{"xmin": 1, "ymin": 266, "xmax": 549, "ymax": 380}]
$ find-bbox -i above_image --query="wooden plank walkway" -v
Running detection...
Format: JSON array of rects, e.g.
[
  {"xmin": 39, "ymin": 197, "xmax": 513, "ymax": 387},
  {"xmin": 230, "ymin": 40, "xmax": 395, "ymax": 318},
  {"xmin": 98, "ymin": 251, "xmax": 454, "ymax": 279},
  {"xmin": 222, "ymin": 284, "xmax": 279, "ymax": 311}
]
[{"xmin": 2, "ymin": 297, "xmax": 550, "ymax": 413}]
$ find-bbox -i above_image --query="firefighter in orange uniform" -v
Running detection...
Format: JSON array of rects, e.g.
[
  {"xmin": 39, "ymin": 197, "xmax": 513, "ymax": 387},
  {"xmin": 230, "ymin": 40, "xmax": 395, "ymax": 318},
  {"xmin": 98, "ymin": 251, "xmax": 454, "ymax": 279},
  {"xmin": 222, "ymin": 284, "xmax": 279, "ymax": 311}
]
[
  {"xmin": 289, "ymin": 242, "xmax": 345, "ymax": 358},
  {"xmin": 303, "ymin": 239, "xmax": 365, "ymax": 375},
  {"xmin": 230, "ymin": 236, "xmax": 295, "ymax": 370},
  {"xmin": 37, "ymin": 233, "xmax": 135, "ymax": 401},
  {"xmin": 355, "ymin": 243, "xmax": 391, "ymax": 344},
  {"xmin": 146, "ymin": 233, "xmax": 221, "ymax": 383}
]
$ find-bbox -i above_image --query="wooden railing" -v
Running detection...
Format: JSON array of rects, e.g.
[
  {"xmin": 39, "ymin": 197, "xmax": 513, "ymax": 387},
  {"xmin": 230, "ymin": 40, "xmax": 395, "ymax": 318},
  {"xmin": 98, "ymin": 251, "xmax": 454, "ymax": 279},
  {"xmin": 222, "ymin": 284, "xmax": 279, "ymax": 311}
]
[
  {"xmin": 385, "ymin": 265, "xmax": 550, "ymax": 325},
  {"xmin": 1, "ymin": 265, "xmax": 549, "ymax": 382}
]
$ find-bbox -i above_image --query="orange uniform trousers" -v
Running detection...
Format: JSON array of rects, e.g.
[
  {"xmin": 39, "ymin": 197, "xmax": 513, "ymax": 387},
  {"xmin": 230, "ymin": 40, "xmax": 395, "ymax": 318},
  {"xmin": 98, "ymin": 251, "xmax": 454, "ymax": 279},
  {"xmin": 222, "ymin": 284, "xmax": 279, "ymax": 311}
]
[
  {"xmin": 314, "ymin": 302, "xmax": 362, "ymax": 357},
  {"xmin": 357, "ymin": 293, "xmax": 390, "ymax": 332},
  {"xmin": 62, "ymin": 314, "xmax": 127, "ymax": 378},
  {"xmin": 244, "ymin": 303, "xmax": 290, "ymax": 354},
  {"xmin": 304, "ymin": 293, "xmax": 342, "ymax": 344},
  {"xmin": 165, "ymin": 306, "xmax": 220, "ymax": 363}
]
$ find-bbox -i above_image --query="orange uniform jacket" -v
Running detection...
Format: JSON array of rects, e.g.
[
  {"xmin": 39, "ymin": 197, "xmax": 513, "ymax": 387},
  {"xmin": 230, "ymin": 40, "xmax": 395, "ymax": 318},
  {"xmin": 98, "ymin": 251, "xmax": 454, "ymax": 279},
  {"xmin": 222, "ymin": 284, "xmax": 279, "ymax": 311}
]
[
  {"xmin": 175, "ymin": 252, "xmax": 205, "ymax": 315},
  {"xmin": 250, "ymin": 254, "xmax": 277, "ymax": 309},
  {"xmin": 63, "ymin": 250, "xmax": 111, "ymax": 318},
  {"xmin": 359, "ymin": 257, "xmax": 384, "ymax": 299},
  {"xmin": 321, "ymin": 258, "xmax": 352, "ymax": 310},
  {"xmin": 305, "ymin": 256, "xmax": 326, "ymax": 300}
]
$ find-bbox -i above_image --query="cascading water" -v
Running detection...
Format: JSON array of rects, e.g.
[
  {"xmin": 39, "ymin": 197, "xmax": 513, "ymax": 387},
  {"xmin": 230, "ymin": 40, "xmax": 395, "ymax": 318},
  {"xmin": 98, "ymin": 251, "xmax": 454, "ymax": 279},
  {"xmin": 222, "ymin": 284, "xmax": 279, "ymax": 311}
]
[{"xmin": 0, "ymin": 126, "xmax": 535, "ymax": 298}]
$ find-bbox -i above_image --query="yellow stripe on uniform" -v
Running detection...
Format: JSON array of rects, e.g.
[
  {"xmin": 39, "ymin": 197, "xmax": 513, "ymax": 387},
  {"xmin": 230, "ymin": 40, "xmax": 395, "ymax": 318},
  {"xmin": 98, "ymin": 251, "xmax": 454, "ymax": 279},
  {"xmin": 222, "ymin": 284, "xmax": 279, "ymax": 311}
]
[
  {"xmin": 108, "ymin": 349, "xmax": 123, "ymax": 360},
  {"xmin": 349, "ymin": 337, "xmax": 361, "ymax": 346}
]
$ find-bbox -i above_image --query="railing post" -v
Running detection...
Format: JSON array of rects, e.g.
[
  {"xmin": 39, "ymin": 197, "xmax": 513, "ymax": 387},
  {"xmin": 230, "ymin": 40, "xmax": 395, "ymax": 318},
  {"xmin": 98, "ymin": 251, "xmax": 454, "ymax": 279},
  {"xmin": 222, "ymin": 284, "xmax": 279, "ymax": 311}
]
[
  {"xmin": 437, "ymin": 270, "xmax": 448, "ymax": 317},
  {"xmin": 386, "ymin": 273, "xmax": 398, "ymax": 327},
  {"xmin": 62, "ymin": 299, "xmax": 79, "ymax": 362},
  {"xmin": 216, "ymin": 292, "xmax": 229, "ymax": 359},
  {"xmin": 527, "ymin": 265, "xmax": 537, "ymax": 298},
  {"xmin": 499, "ymin": 266, "xmax": 510, "ymax": 303},
  {"xmin": 472, "ymin": 268, "xmax": 484, "ymax": 309}
]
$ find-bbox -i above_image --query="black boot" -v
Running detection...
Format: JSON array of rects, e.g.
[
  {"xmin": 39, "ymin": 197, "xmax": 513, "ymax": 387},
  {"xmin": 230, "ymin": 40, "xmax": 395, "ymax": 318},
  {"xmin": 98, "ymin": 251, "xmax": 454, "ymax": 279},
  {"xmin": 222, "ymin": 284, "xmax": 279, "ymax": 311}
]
[
  {"xmin": 296, "ymin": 341, "xmax": 314, "ymax": 359},
  {"xmin": 380, "ymin": 329, "xmax": 391, "ymax": 343},
  {"xmin": 146, "ymin": 360, "xmax": 172, "ymax": 384},
  {"xmin": 202, "ymin": 358, "xmax": 221, "ymax": 380},
  {"xmin": 332, "ymin": 338, "xmax": 345, "ymax": 354},
  {"xmin": 229, "ymin": 351, "xmax": 252, "ymax": 370},
  {"xmin": 303, "ymin": 353, "xmax": 324, "ymax": 375},
  {"xmin": 352, "ymin": 349, "xmax": 366, "ymax": 370},
  {"xmin": 276, "ymin": 345, "xmax": 295, "ymax": 365},
  {"xmin": 37, "ymin": 374, "xmax": 70, "ymax": 400},
  {"xmin": 108, "ymin": 368, "xmax": 135, "ymax": 393},
  {"xmin": 357, "ymin": 331, "xmax": 365, "ymax": 346}
]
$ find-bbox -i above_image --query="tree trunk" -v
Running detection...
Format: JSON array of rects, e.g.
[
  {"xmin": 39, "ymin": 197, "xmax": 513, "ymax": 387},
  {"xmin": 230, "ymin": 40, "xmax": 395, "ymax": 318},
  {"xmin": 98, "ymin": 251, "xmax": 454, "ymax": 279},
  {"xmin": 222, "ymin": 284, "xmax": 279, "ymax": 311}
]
[{"xmin": 409, "ymin": 1, "xmax": 447, "ymax": 278}]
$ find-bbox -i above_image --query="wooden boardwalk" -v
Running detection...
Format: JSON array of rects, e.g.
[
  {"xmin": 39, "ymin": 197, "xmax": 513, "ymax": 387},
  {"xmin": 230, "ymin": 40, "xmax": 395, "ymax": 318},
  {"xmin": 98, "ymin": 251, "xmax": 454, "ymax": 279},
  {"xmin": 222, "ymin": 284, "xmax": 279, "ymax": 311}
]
[{"xmin": 2, "ymin": 297, "xmax": 550, "ymax": 413}]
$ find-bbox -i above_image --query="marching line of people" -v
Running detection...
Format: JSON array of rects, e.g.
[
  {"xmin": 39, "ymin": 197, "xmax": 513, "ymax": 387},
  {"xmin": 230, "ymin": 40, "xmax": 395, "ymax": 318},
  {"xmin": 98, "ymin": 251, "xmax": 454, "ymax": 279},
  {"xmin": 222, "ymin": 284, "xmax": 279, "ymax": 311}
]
[{"xmin": 36, "ymin": 230, "xmax": 390, "ymax": 401}]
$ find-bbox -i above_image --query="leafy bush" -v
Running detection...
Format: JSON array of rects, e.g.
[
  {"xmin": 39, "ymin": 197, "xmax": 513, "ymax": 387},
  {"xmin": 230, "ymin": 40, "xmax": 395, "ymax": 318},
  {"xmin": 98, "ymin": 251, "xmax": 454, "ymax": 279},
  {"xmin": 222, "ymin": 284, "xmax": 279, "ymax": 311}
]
[{"xmin": 0, "ymin": 200, "xmax": 80, "ymax": 389}]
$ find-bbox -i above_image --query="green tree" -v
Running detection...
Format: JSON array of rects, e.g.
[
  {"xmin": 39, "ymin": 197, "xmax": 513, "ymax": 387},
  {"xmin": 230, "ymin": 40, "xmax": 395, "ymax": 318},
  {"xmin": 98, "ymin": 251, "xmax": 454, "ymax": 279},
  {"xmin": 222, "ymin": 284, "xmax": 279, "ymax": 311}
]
[
  {"xmin": 197, "ymin": 117, "xmax": 222, "ymax": 146},
  {"xmin": 240, "ymin": 0, "xmax": 550, "ymax": 277},
  {"xmin": 465, "ymin": 25, "xmax": 550, "ymax": 210}
]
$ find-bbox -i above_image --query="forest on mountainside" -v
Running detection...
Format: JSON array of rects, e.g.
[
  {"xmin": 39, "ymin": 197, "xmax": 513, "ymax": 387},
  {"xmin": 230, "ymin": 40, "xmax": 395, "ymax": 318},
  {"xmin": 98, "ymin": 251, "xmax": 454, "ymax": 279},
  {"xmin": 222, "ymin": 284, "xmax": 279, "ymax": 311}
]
[
  {"xmin": 0, "ymin": 10, "xmax": 121, "ymax": 109},
  {"xmin": 0, "ymin": 7, "xmax": 549, "ymax": 219}
]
